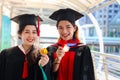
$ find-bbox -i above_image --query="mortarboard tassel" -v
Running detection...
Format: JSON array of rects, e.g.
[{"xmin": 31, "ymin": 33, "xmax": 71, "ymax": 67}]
[
  {"xmin": 22, "ymin": 57, "xmax": 28, "ymax": 79},
  {"xmin": 37, "ymin": 17, "xmax": 40, "ymax": 36}
]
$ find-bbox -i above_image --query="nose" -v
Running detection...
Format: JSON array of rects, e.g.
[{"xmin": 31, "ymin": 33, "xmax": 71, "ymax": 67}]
[
  {"xmin": 29, "ymin": 32, "xmax": 34, "ymax": 37},
  {"xmin": 62, "ymin": 28, "xmax": 67, "ymax": 34}
]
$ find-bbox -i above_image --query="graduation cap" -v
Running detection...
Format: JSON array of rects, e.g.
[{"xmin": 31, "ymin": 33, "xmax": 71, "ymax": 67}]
[
  {"xmin": 11, "ymin": 14, "xmax": 43, "ymax": 36},
  {"xmin": 49, "ymin": 8, "xmax": 84, "ymax": 23}
]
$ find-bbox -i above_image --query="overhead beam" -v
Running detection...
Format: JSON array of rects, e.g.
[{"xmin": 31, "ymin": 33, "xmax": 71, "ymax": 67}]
[{"xmin": 67, "ymin": 0, "xmax": 88, "ymax": 12}]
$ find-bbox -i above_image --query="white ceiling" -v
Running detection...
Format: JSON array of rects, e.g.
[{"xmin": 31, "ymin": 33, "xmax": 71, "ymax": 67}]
[{"xmin": 0, "ymin": 0, "xmax": 117, "ymax": 25}]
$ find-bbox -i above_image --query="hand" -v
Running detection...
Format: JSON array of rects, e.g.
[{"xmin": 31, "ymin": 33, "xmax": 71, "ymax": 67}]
[
  {"xmin": 56, "ymin": 46, "xmax": 65, "ymax": 61},
  {"xmin": 38, "ymin": 54, "xmax": 49, "ymax": 67}
]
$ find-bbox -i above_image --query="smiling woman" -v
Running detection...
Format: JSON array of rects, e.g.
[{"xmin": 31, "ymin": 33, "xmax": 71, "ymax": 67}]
[
  {"xmin": 0, "ymin": 14, "xmax": 51, "ymax": 80},
  {"xmin": 47, "ymin": 8, "xmax": 95, "ymax": 80}
]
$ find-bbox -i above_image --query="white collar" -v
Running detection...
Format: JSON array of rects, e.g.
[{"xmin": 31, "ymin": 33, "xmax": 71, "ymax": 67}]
[{"xmin": 18, "ymin": 45, "xmax": 26, "ymax": 54}]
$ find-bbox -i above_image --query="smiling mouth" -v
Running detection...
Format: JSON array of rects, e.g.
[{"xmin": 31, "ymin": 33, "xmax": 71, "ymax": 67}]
[
  {"xmin": 63, "ymin": 36, "xmax": 67, "ymax": 38},
  {"xmin": 63, "ymin": 34, "xmax": 69, "ymax": 38},
  {"xmin": 27, "ymin": 39, "xmax": 34, "ymax": 42}
]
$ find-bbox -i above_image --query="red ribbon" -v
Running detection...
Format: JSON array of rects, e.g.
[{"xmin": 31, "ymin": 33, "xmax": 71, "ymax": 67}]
[
  {"xmin": 22, "ymin": 60, "xmax": 28, "ymax": 79},
  {"xmin": 37, "ymin": 17, "xmax": 40, "ymax": 36},
  {"xmin": 58, "ymin": 39, "xmax": 67, "ymax": 48}
]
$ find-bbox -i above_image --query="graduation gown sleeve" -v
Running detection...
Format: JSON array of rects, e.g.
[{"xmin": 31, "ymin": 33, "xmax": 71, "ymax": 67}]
[
  {"xmin": 0, "ymin": 49, "xmax": 6, "ymax": 80},
  {"xmin": 73, "ymin": 45, "xmax": 95, "ymax": 80}
]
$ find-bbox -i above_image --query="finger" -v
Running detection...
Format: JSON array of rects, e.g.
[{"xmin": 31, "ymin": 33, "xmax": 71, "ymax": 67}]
[
  {"xmin": 41, "ymin": 55, "xmax": 49, "ymax": 62},
  {"xmin": 40, "ymin": 53, "xmax": 47, "ymax": 56},
  {"xmin": 58, "ymin": 46, "xmax": 63, "ymax": 50},
  {"xmin": 38, "ymin": 59, "xmax": 42, "ymax": 66},
  {"xmin": 40, "ymin": 58, "xmax": 49, "ymax": 66},
  {"xmin": 43, "ymin": 55, "xmax": 49, "ymax": 60}
]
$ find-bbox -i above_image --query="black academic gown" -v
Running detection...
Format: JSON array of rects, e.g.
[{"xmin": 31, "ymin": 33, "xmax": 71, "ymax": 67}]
[
  {"xmin": 47, "ymin": 43, "xmax": 95, "ymax": 80},
  {"xmin": 0, "ymin": 46, "xmax": 52, "ymax": 80}
]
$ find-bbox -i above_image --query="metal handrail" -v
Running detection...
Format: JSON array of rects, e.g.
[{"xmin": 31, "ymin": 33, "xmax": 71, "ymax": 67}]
[{"xmin": 91, "ymin": 51, "xmax": 120, "ymax": 80}]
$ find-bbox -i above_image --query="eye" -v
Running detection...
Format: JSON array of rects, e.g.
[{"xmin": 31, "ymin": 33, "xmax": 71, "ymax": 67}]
[
  {"xmin": 33, "ymin": 31, "xmax": 37, "ymax": 34},
  {"xmin": 25, "ymin": 31, "xmax": 29, "ymax": 33},
  {"xmin": 58, "ymin": 26, "xmax": 63, "ymax": 30},
  {"xmin": 66, "ymin": 25, "xmax": 71, "ymax": 29},
  {"xmin": 67, "ymin": 26, "xmax": 71, "ymax": 28}
]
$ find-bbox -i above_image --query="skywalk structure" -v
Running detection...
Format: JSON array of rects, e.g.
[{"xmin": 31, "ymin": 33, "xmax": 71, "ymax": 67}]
[{"xmin": 0, "ymin": 0, "xmax": 120, "ymax": 80}]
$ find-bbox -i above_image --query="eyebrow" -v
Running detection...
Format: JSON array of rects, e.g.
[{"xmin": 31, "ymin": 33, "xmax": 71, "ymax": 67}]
[{"xmin": 24, "ymin": 29, "xmax": 37, "ymax": 31}]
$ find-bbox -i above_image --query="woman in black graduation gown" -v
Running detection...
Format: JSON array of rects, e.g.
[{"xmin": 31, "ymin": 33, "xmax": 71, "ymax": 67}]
[
  {"xmin": 0, "ymin": 14, "xmax": 51, "ymax": 80},
  {"xmin": 47, "ymin": 8, "xmax": 95, "ymax": 80}
]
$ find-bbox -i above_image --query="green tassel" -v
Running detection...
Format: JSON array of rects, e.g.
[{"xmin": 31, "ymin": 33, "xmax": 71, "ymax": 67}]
[{"xmin": 39, "ymin": 66, "xmax": 48, "ymax": 80}]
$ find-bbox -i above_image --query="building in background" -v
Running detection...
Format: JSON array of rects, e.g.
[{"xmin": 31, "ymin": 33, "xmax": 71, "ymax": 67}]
[{"xmin": 79, "ymin": 1, "xmax": 120, "ymax": 55}]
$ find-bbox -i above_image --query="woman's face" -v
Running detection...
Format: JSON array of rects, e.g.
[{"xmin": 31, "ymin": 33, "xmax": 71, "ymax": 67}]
[
  {"xmin": 19, "ymin": 25, "xmax": 38, "ymax": 46},
  {"xmin": 57, "ymin": 20, "xmax": 76, "ymax": 41}
]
